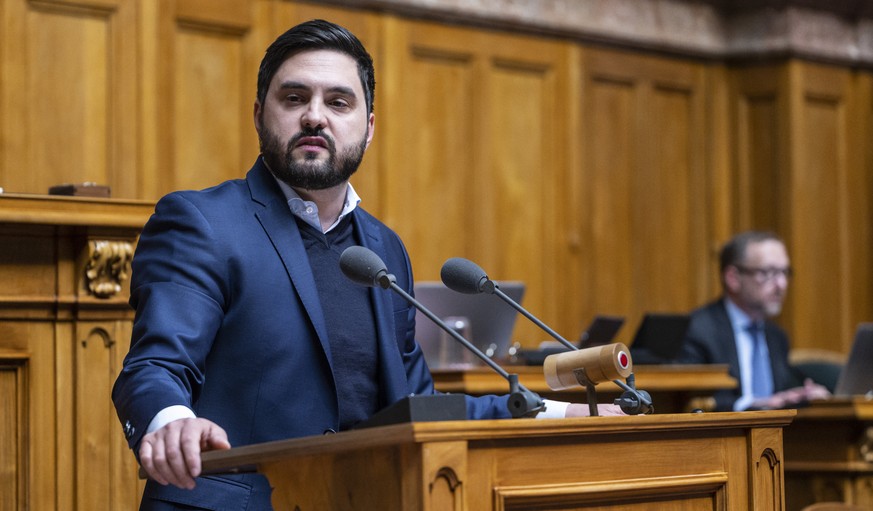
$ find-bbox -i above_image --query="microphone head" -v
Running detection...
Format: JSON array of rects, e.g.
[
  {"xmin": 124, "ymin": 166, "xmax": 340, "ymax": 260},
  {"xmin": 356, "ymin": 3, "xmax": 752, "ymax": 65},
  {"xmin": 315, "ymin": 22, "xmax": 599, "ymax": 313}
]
[
  {"xmin": 543, "ymin": 343, "xmax": 633, "ymax": 391},
  {"xmin": 340, "ymin": 246, "xmax": 389, "ymax": 288},
  {"xmin": 440, "ymin": 257, "xmax": 490, "ymax": 294}
]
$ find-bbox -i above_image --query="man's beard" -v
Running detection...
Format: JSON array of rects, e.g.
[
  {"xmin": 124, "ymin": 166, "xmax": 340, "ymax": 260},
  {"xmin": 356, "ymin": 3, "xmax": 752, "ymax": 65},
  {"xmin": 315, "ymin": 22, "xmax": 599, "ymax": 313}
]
[{"xmin": 260, "ymin": 126, "xmax": 367, "ymax": 190}]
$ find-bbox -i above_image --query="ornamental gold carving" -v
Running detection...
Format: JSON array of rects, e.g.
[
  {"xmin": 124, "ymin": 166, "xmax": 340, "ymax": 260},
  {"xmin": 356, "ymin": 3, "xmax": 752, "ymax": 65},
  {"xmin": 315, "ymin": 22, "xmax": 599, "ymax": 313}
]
[
  {"xmin": 860, "ymin": 426, "xmax": 873, "ymax": 463},
  {"xmin": 85, "ymin": 240, "xmax": 133, "ymax": 298}
]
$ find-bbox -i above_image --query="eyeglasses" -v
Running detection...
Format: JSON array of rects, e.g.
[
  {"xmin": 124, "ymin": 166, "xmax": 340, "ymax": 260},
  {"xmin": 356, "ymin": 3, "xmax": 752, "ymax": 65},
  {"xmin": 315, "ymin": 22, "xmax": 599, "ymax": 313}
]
[{"xmin": 735, "ymin": 265, "xmax": 793, "ymax": 283}]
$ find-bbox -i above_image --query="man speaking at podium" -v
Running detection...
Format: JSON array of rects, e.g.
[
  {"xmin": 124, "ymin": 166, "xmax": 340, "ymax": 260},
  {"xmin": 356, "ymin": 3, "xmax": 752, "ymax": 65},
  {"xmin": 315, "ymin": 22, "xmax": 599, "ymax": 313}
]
[{"xmin": 112, "ymin": 19, "xmax": 622, "ymax": 510}]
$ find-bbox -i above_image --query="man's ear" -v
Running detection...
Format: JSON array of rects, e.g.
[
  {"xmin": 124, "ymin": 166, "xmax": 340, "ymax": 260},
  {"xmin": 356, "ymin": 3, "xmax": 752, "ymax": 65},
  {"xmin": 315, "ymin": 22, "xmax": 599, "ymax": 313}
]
[
  {"xmin": 724, "ymin": 266, "xmax": 741, "ymax": 294},
  {"xmin": 253, "ymin": 101, "xmax": 263, "ymax": 134},
  {"xmin": 364, "ymin": 112, "xmax": 375, "ymax": 149}
]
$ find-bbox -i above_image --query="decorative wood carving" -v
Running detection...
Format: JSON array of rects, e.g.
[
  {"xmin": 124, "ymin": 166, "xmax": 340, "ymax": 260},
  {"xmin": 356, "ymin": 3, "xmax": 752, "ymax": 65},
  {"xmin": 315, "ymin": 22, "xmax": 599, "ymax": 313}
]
[
  {"xmin": 81, "ymin": 327, "xmax": 116, "ymax": 349},
  {"xmin": 431, "ymin": 466, "xmax": 462, "ymax": 492},
  {"xmin": 84, "ymin": 240, "xmax": 133, "ymax": 299},
  {"xmin": 860, "ymin": 426, "xmax": 873, "ymax": 463}
]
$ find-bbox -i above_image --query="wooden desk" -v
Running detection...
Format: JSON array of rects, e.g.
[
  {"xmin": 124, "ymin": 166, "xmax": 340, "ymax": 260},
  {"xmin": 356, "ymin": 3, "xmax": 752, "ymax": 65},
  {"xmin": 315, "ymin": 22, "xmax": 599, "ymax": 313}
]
[
  {"xmin": 783, "ymin": 397, "xmax": 873, "ymax": 510},
  {"xmin": 432, "ymin": 364, "xmax": 737, "ymax": 414},
  {"xmin": 202, "ymin": 410, "xmax": 795, "ymax": 510}
]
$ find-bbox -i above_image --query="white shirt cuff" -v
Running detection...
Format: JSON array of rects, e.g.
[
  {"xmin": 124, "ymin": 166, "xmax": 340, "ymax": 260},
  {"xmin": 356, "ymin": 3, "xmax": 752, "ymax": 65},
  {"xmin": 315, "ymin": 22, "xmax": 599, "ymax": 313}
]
[
  {"xmin": 733, "ymin": 395, "xmax": 754, "ymax": 411},
  {"xmin": 535, "ymin": 399, "xmax": 570, "ymax": 419},
  {"xmin": 146, "ymin": 405, "xmax": 197, "ymax": 434}
]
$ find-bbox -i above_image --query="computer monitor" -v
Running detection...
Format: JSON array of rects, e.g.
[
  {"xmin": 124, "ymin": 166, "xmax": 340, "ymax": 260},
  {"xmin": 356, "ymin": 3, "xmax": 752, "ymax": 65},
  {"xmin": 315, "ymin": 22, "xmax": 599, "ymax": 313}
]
[
  {"xmin": 628, "ymin": 313, "xmax": 691, "ymax": 364},
  {"xmin": 413, "ymin": 281, "xmax": 524, "ymax": 368},
  {"xmin": 578, "ymin": 315, "xmax": 626, "ymax": 349},
  {"xmin": 834, "ymin": 323, "xmax": 873, "ymax": 397}
]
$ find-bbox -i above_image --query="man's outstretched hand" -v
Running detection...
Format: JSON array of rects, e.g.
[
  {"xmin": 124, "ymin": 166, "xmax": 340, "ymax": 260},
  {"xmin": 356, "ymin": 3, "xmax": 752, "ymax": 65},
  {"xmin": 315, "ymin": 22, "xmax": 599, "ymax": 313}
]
[{"xmin": 139, "ymin": 417, "xmax": 231, "ymax": 490}]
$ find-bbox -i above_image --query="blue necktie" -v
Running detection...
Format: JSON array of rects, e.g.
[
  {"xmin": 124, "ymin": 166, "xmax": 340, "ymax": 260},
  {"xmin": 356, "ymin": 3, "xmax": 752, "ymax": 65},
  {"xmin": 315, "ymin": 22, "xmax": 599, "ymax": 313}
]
[{"xmin": 747, "ymin": 323, "xmax": 773, "ymax": 397}]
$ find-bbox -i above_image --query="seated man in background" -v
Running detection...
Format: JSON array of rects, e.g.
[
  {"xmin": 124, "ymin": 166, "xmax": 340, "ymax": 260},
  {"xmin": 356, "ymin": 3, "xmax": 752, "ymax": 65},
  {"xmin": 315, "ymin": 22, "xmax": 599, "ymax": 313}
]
[{"xmin": 676, "ymin": 230, "xmax": 830, "ymax": 411}]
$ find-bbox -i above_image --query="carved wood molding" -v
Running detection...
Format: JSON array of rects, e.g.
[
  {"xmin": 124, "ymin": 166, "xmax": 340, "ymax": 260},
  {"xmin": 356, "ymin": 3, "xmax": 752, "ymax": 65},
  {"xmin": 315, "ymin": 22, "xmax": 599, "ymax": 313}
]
[
  {"xmin": 325, "ymin": 0, "xmax": 873, "ymax": 66},
  {"xmin": 84, "ymin": 240, "xmax": 133, "ymax": 299},
  {"xmin": 494, "ymin": 473, "xmax": 729, "ymax": 510},
  {"xmin": 80, "ymin": 327, "xmax": 116, "ymax": 349},
  {"xmin": 861, "ymin": 426, "xmax": 873, "ymax": 463}
]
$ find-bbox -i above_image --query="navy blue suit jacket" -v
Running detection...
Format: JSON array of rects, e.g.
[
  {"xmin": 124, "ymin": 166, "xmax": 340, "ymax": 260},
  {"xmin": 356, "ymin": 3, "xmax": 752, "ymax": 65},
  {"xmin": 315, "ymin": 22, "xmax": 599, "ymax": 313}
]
[
  {"xmin": 112, "ymin": 159, "xmax": 510, "ymax": 509},
  {"xmin": 676, "ymin": 299, "xmax": 795, "ymax": 411}
]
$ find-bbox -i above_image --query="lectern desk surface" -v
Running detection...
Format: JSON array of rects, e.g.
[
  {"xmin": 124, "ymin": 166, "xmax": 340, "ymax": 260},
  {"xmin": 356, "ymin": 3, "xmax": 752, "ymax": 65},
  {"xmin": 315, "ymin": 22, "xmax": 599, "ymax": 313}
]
[{"xmin": 199, "ymin": 410, "xmax": 794, "ymax": 511}]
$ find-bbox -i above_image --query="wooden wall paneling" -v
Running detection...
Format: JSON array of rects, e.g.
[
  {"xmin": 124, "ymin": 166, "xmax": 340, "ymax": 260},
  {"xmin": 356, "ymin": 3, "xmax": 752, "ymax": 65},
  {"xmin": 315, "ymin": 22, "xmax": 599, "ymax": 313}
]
[
  {"xmin": 270, "ymin": 2, "xmax": 385, "ymax": 213},
  {"xmin": 0, "ymin": 352, "xmax": 27, "ymax": 511},
  {"xmin": 74, "ymin": 320, "xmax": 138, "ymax": 510},
  {"xmin": 732, "ymin": 65, "xmax": 785, "ymax": 234},
  {"xmin": 0, "ymin": 225, "xmax": 59, "ymax": 510},
  {"xmin": 0, "ymin": 0, "xmax": 24, "ymax": 188},
  {"xmin": 0, "ymin": 0, "xmax": 137, "ymax": 197},
  {"xmin": 845, "ymin": 71, "xmax": 873, "ymax": 336},
  {"xmin": 475, "ymin": 32, "xmax": 574, "ymax": 341},
  {"xmin": 55, "ymin": 318, "xmax": 77, "ymax": 511},
  {"xmin": 138, "ymin": 0, "xmax": 165, "ymax": 201},
  {"xmin": 380, "ymin": 17, "xmax": 575, "ymax": 345},
  {"xmin": 45, "ymin": 227, "xmax": 138, "ymax": 511},
  {"xmin": 69, "ymin": 227, "xmax": 142, "ymax": 509},
  {"xmin": 705, "ymin": 64, "xmax": 735, "ymax": 297},
  {"xmin": 643, "ymin": 64, "xmax": 708, "ymax": 312},
  {"xmin": 556, "ymin": 44, "xmax": 585, "ymax": 337},
  {"xmin": 148, "ymin": 0, "xmax": 256, "ymax": 198},
  {"xmin": 380, "ymin": 17, "xmax": 479, "ymax": 283},
  {"xmin": 20, "ymin": 320, "xmax": 57, "ymax": 511},
  {"xmin": 0, "ymin": 197, "xmax": 150, "ymax": 510},
  {"xmin": 582, "ymin": 50, "xmax": 636, "ymax": 327},
  {"xmin": 581, "ymin": 48, "xmax": 709, "ymax": 346},
  {"xmin": 787, "ymin": 62, "xmax": 853, "ymax": 350}
]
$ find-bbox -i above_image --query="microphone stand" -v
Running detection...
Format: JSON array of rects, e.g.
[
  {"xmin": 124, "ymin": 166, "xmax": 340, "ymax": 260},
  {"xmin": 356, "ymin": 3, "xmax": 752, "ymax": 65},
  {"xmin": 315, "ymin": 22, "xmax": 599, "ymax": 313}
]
[
  {"xmin": 377, "ymin": 275, "xmax": 545, "ymax": 418},
  {"xmin": 488, "ymin": 284, "xmax": 652, "ymax": 415}
]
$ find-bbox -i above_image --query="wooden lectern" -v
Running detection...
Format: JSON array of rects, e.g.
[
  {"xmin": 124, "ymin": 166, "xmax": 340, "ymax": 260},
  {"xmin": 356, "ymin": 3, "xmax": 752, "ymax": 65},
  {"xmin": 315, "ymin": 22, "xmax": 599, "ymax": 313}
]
[
  {"xmin": 784, "ymin": 397, "xmax": 873, "ymax": 510},
  {"xmin": 200, "ymin": 410, "xmax": 794, "ymax": 510}
]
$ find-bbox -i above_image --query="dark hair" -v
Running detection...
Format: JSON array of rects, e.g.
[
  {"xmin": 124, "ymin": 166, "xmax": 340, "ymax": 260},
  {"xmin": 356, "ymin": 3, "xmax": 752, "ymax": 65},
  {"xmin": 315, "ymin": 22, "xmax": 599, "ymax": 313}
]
[
  {"xmin": 719, "ymin": 230, "xmax": 783, "ymax": 274},
  {"xmin": 256, "ymin": 19, "xmax": 375, "ymax": 114}
]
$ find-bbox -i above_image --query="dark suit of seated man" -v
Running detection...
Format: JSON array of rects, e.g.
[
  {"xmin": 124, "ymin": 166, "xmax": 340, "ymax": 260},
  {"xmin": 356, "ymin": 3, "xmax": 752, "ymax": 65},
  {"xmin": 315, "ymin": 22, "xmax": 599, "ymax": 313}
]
[{"xmin": 676, "ymin": 231, "xmax": 830, "ymax": 412}]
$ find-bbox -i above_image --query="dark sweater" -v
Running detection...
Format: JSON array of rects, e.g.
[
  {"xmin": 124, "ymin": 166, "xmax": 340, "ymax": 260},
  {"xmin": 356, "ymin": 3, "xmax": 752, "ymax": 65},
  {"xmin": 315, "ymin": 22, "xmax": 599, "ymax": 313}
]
[{"xmin": 297, "ymin": 214, "xmax": 379, "ymax": 429}]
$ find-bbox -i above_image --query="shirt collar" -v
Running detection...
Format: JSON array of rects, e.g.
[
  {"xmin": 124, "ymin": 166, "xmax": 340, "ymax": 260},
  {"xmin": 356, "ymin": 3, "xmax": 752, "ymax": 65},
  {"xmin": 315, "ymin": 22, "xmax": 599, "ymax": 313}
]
[
  {"xmin": 270, "ymin": 171, "xmax": 361, "ymax": 233},
  {"xmin": 724, "ymin": 297, "xmax": 756, "ymax": 332}
]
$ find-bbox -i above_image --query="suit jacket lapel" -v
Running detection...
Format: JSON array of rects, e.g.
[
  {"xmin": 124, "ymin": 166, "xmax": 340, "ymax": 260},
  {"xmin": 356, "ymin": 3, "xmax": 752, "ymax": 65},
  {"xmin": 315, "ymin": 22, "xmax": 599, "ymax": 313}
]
[
  {"xmin": 246, "ymin": 161, "xmax": 410, "ymax": 406},
  {"xmin": 246, "ymin": 160, "xmax": 332, "ymax": 359},
  {"xmin": 352, "ymin": 209, "xmax": 409, "ymax": 405},
  {"xmin": 715, "ymin": 300, "xmax": 742, "ymax": 379}
]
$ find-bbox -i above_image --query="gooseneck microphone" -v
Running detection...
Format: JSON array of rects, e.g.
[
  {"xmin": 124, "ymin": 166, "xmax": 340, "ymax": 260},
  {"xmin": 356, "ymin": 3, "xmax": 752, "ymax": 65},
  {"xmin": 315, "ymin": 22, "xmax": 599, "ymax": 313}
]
[
  {"xmin": 339, "ymin": 246, "xmax": 544, "ymax": 418},
  {"xmin": 441, "ymin": 258, "xmax": 577, "ymax": 352},
  {"xmin": 440, "ymin": 257, "xmax": 653, "ymax": 416}
]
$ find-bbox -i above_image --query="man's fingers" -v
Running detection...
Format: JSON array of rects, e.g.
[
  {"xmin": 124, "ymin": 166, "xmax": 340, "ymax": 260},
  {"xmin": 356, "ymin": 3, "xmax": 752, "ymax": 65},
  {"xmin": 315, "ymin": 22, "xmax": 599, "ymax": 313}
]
[
  {"xmin": 180, "ymin": 424, "xmax": 205, "ymax": 480},
  {"xmin": 138, "ymin": 418, "xmax": 230, "ymax": 490},
  {"xmin": 162, "ymin": 421, "xmax": 197, "ymax": 489},
  {"xmin": 139, "ymin": 436, "xmax": 169, "ymax": 486},
  {"xmin": 204, "ymin": 424, "xmax": 231, "ymax": 451},
  {"xmin": 597, "ymin": 404, "xmax": 627, "ymax": 416}
]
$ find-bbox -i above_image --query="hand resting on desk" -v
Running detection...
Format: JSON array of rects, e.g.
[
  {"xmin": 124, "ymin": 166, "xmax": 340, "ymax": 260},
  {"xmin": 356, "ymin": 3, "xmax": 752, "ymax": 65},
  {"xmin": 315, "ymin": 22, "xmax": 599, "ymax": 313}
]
[
  {"xmin": 565, "ymin": 403, "xmax": 627, "ymax": 416},
  {"xmin": 139, "ymin": 417, "xmax": 231, "ymax": 490},
  {"xmin": 748, "ymin": 378, "xmax": 831, "ymax": 410}
]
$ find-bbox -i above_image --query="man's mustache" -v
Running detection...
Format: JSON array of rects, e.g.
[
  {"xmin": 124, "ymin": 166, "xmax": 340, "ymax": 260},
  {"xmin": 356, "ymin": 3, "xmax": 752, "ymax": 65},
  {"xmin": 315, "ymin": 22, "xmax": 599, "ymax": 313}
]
[{"xmin": 287, "ymin": 128, "xmax": 336, "ymax": 153}]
